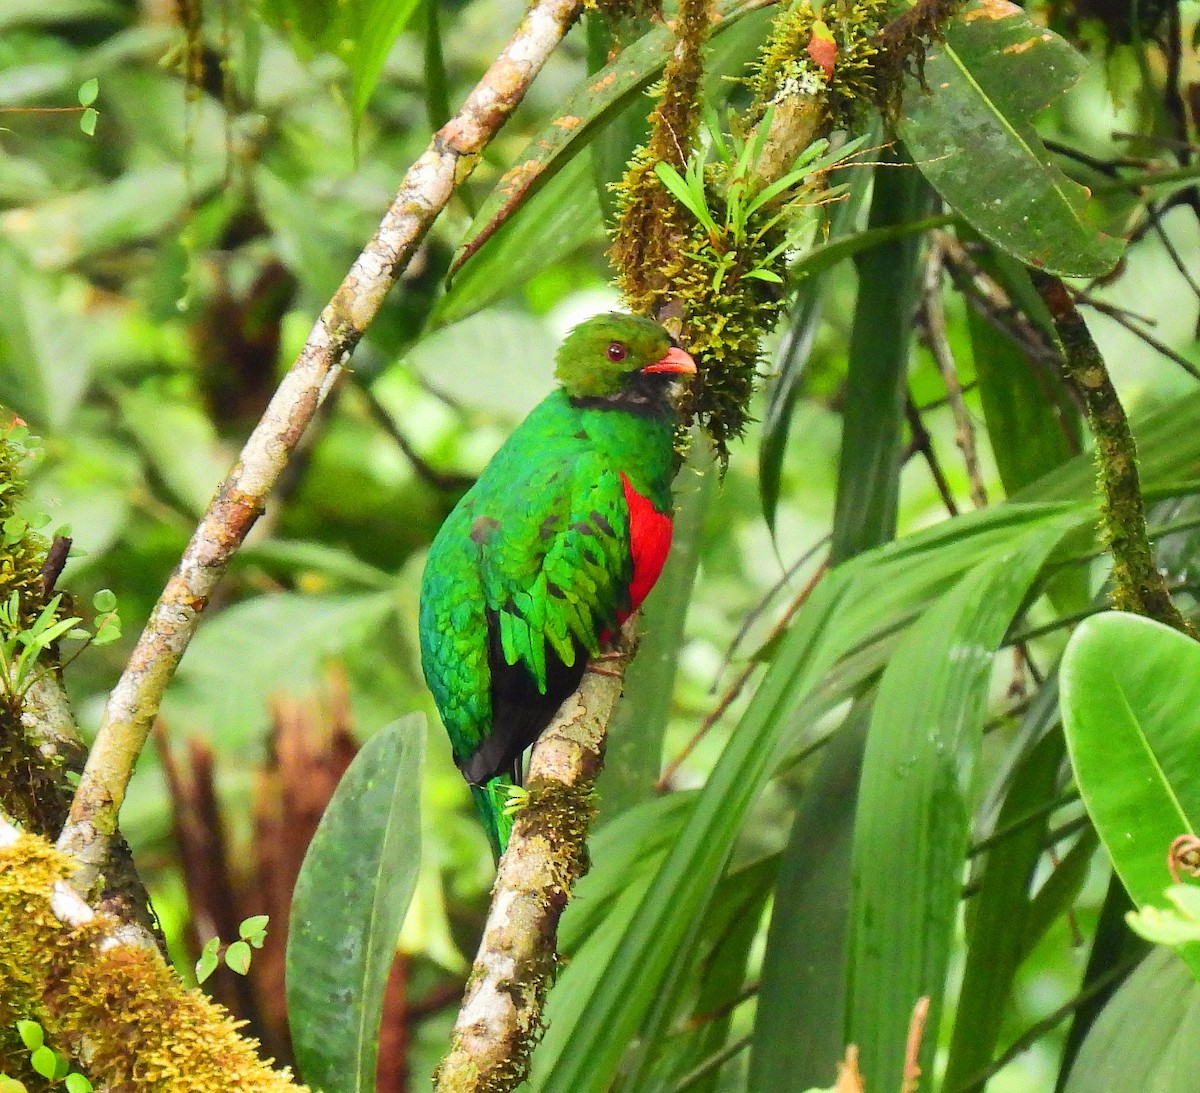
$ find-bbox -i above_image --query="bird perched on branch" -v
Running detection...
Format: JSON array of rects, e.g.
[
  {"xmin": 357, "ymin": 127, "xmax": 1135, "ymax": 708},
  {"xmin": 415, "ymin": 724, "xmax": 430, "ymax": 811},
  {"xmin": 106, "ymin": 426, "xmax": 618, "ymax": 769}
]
[{"xmin": 418, "ymin": 312, "xmax": 697, "ymax": 858}]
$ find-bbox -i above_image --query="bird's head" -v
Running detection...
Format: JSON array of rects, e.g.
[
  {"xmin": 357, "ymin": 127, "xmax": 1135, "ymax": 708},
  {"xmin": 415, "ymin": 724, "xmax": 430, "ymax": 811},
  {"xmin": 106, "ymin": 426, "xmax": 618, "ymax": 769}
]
[{"xmin": 555, "ymin": 313, "xmax": 697, "ymax": 408}]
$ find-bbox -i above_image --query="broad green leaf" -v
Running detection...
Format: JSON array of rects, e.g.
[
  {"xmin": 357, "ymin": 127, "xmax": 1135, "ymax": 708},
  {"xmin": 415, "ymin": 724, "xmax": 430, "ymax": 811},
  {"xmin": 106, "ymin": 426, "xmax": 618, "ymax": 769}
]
[
  {"xmin": 831, "ymin": 153, "xmax": 931, "ymax": 563},
  {"xmin": 898, "ymin": 1, "xmax": 1122, "ymax": 276},
  {"xmin": 165, "ymin": 591, "xmax": 398, "ymax": 749},
  {"xmin": 846, "ymin": 513, "xmax": 1080, "ymax": 1092},
  {"xmin": 287, "ymin": 714, "xmax": 425, "ymax": 1093},
  {"xmin": 1064, "ymin": 947, "xmax": 1200, "ymax": 1093},
  {"xmin": 1060, "ymin": 612, "xmax": 1200, "ymax": 977}
]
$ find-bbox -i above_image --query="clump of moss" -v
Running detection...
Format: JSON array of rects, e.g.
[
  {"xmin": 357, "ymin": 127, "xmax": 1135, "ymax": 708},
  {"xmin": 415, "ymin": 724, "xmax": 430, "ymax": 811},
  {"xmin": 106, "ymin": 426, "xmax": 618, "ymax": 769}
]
[
  {"xmin": 747, "ymin": 0, "xmax": 890, "ymax": 132},
  {"xmin": 0, "ymin": 414, "xmax": 50, "ymax": 633},
  {"xmin": 0, "ymin": 830, "xmax": 309, "ymax": 1093}
]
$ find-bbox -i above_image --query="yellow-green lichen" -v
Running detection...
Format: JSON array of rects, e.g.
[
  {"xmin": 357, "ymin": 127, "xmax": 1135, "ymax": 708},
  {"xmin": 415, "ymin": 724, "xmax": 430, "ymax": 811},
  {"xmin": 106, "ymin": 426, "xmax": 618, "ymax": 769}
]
[{"xmin": 0, "ymin": 832, "xmax": 308, "ymax": 1093}]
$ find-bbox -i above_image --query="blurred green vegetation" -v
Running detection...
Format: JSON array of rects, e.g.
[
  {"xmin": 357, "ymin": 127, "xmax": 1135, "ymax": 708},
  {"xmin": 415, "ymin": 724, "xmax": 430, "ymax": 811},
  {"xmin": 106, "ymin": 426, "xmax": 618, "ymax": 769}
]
[{"xmin": 3, "ymin": 0, "xmax": 1200, "ymax": 1089}]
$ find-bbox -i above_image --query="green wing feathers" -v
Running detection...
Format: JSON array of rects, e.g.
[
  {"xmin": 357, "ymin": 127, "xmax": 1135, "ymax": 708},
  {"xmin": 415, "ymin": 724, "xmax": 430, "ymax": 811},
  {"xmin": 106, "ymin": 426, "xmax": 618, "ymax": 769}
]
[{"xmin": 483, "ymin": 468, "xmax": 631, "ymax": 692}]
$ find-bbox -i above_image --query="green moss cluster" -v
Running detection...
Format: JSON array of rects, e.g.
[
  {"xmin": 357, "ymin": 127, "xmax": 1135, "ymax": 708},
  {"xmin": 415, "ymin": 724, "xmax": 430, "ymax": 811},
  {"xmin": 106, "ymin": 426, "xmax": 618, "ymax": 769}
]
[
  {"xmin": 748, "ymin": 0, "xmax": 890, "ymax": 131},
  {"xmin": 0, "ymin": 831, "xmax": 309, "ymax": 1093},
  {"xmin": 0, "ymin": 417, "xmax": 50, "ymax": 633}
]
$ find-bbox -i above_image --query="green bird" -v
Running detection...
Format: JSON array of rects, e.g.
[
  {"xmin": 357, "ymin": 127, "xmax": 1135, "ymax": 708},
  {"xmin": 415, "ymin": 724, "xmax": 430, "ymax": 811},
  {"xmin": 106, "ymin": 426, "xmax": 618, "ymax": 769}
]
[{"xmin": 418, "ymin": 312, "xmax": 697, "ymax": 858}]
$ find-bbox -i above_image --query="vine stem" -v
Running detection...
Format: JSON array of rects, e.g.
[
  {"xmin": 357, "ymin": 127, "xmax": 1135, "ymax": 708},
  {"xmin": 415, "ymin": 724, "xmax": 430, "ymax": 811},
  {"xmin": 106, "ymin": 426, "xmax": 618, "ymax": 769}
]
[
  {"xmin": 1032, "ymin": 272, "xmax": 1197, "ymax": 639},
  {"xmin": 56, "ymin": 0, "xmax": 585, "ymax": 893}
]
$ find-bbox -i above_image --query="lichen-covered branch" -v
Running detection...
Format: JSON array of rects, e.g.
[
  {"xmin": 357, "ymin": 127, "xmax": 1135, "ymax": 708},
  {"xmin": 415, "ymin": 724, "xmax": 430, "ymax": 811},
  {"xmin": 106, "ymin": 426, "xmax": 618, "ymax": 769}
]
[
  {"xmin": 0, "ymin": 816, "xmax": 308, "ymax": 1092},
  {"xmin": 434, "ymin": 631, "xmax": 631, "ymax": 1093},
  {"xmin": 1033, "ymin": 272, "xmax": 1198, "ymax": 638},
  {"xmin": 55, "ymin": 0, "xmax": 585, "ymax": 894}
]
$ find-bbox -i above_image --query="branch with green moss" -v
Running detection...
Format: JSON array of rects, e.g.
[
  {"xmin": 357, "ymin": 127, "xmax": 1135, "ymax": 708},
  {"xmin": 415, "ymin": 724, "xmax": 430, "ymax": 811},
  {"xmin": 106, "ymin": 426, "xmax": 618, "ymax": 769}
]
[
  {"xmin": 1033, "ymin": 271, "xmax": 1198, "ymax": 638},
  {"xmin": 0, "ymin": 816, "xmax": 308, "ymax": 1092},
  {"xmin": 55, "ymin": 0, "xmax": 586, "ymax": 897},
  {"xmin": 434, "ymin": 628, "xmax": 632, "ymax": 1093}
]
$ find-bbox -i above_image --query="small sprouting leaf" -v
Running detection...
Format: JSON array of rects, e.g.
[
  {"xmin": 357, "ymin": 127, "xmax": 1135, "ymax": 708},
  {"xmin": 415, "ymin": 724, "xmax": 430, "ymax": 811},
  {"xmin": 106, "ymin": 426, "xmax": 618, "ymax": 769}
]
[
  {"xmin": 91, "ymin": 619, "xmax": 121, "ymax": 646},
  {"xmin": 225, "ymin": 940, "xmax": 252, "ymax": 975},
  {"xmin": 92, "ymin": 589, "xmax": 117, "ymax": 613},
  {"xmin": 65, "ymin": 1074, "xmax": 94, "ymax": 1093},
  {"xmin": 0, "ymin": 1076, "xmax": 28, "ymax": 1093},
  {"xmin": 742, "ymin": 268, "xmax": 785, "ymax": 284},
  {"xmin": 15, "ymin": 1020, "xmax": 43, "ymax": 1051},
  {"xmin": 2, "ymin": 515, "xmax": 28, "ymax": 545},
  {"xmin": 239, "ymin": 914, "xmax": 269, "ymax": 947},
  {"xmin": 196, "ymin": 936, "xmax": 220, "ymax": 983},
  {"xmin": 79, "ymin": 109, "xmax": 98, "ymax": 137},
  {"xmin": 1127, "ymin": 885, "xmax": 1200, "ymax": 947},
  {"xmin": 77, "ymin": 78, "xmax": 98, "ymax": 106},
  {"xmin": 653, "ymin": 162, "xmax": 718, "ymax": 235},
  {"xmin": 26, "ymin": 512, "xmax": 50, "ymax": 530},
  {"xmin": 29, "ymin": 1046, "xmax": 56, "ymax": 1080},
  {"xmin": 52, "ymin": 1052, "xmax": 70, "ymax": 1081}
]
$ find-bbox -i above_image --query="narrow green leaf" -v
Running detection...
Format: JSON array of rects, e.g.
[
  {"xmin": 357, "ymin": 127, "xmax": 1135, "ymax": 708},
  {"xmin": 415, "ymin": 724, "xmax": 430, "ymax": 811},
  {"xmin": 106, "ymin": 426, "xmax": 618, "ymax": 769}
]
[
  {"xmin": 942, "ymin": 728, "xmax": 1065, "ymax": 1092},
  {"xmin": 846, "ymin": 515, "xmax": 1079, "ymax": 1092},
  {"xmin": 348, "ymin": 0, "xmax": 423, "ymax": 126},
  {"xmin": 1060, "ymin": 612, "xmax": 1200, "ymax": 977},
  {"xmin": 287, "ymin": 714, "xmax": 426, "ymax": 1093},
  {"xmin": 447, "ymin": 0, "xmax": 773, "ymax": 279},
  {"xmin": 897, "ymin": 0, "xmax": 1122, "ymax": 276},
  {"xmin": 750, "ymin": 703, "xmax": 871, "ymax": 1092},
  {"xmin": 831, "ymin": 150, "xmax": 932, "ymax": 563},
  {"xmin": 421, "ymin": 0, "xmax": 450, "ymax": 131},
  {"xmin": 1064, "ymin": 947, "xmax": 1200, "ymax": 1093}
]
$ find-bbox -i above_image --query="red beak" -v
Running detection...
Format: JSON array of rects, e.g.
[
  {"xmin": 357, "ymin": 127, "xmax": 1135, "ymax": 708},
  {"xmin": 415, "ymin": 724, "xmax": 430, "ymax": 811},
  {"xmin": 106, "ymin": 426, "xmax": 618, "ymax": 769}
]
[{"xmin": 642, "ymin": 346, "xmax": 697, "ymax": 375}]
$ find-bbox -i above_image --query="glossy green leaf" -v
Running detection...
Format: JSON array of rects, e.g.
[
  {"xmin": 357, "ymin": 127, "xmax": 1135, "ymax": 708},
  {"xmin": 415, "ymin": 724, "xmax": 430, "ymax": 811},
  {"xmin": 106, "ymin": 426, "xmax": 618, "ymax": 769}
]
[
  {"xmin": 897, "ymin": 0, "xmax": 1122, "ymax": 277},
  {"xmin": 846, "ymin": 514, "xmax": 1079, "ymax": 1092},
  {"xmin": 1060, "ymin": 612, "xmax": 1200, "ymax": 977},
  {"xmin": 1063, "ymin": 947, "xmax": 1200, "ymax": 1093},
  {"xmin": 15, "ymin": 1021, "xmax": 42, "ymax": 1051},
  {"xmin": 348, "ymin": 0, "xmax": 423, "ymax": 124},
  {"xmin": 287, "ymin": 714, "xmax": 425, "ymax": 1093}
]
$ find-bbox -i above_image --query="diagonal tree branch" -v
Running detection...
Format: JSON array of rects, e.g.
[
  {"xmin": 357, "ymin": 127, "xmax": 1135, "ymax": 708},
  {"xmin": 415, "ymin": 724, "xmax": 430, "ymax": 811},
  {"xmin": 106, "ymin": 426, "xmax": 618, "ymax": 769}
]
[
  {"xmin": 55, "ymin": 0, "xmax": 585, "ymax": 894},
  {"xmin": 434, "ymin": 628, "xmax": 632, "ymax": 1092}
]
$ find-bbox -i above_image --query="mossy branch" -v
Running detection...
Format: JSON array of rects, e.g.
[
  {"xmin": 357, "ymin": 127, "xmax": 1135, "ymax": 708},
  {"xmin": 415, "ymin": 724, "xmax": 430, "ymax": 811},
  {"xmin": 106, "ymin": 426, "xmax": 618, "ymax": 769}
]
[
  {"xmin": 1033, "ymin": 272, "xmax": 1198, "ymax": 638},
  {"xmin": 0, "ymin": 816, "xmax": 307, "ymax": 1092},
  {"xmin": 434, "ymin": 627, "xmax": 632, "ymax": 1092},
  {"xmin": 55, "ymin": 0, "xmax": 586, "ymax": 897}
]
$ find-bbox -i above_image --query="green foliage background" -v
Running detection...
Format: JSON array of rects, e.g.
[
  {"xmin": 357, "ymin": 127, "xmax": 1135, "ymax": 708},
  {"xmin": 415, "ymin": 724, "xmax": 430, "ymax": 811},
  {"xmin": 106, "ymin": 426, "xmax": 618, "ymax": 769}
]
[{"xmin": 3, "ymin": 0, "xmax": 1200, "ymax": 1089}]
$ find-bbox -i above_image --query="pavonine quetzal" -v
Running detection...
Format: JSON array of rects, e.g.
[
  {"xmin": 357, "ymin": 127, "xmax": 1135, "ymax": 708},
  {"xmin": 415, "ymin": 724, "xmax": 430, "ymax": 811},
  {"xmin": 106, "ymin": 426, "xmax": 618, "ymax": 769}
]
[{"xmin": 418, "ymin": 312, "xmax": 696, "ymax": 858}]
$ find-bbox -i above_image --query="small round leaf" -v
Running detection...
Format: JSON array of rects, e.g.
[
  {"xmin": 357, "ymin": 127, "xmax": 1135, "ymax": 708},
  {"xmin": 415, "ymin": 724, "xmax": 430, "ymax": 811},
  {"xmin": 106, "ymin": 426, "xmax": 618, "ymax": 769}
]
[
  {"xmin": 30, "ymin": 1046, "xmax": 56, "ymax": 1079},
  {"xmin": 65, "ymin": 1074, "xmax": 94, "ymax": 1093},
  {"xmin": 225, "ymin": 940, "xmax": 252, "ymax": 975},
  {"xmin": 92, "ymin": 589, "xmax": 117, "ymax": 612},
  {"xmin": 77, "ymin": 78, "xmax": 98, "ymax": 106},
  {"xmin": 15, "ymin": 1021, "xmax": 42, "ymax": 1051}
]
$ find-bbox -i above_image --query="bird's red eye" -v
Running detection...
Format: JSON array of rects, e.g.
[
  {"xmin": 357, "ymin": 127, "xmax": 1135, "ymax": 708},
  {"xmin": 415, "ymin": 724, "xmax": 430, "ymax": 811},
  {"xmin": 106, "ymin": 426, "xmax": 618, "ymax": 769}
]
[{"xmin": 607, "ymin": 341, "xmax": 627, "ymax": 363}]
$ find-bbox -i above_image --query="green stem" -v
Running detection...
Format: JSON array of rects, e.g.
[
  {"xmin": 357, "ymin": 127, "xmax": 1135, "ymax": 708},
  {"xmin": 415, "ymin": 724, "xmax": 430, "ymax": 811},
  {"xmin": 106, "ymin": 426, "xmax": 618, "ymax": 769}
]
[{"xmin": 1032, "ymin": 272, "xmax": 1198, "ymax": 638}]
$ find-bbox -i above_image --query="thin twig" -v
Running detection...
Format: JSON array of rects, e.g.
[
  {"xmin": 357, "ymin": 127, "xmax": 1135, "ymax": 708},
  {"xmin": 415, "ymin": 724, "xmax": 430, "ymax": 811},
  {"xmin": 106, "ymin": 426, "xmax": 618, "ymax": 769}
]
[
  {"xmin": 1075, "ymin": 291, "xmax": 1200, "ymax": 383},
  {"xmin": 656, "ymin": 562, "xmax": 828, "ymax": 791},
  {"xmin": 56, "ymin": 0, "xmax": 585, "ymax": 894},
  {"xmin": 905, "ymin": 397, "xmax": 960, "ymax": 516},
  {"xmin": 354, "ymin": 378, "xmax": 476, "ymax": 492},
  {"xmin": 670, "ymin": 1033, "xmax": 752, "ymax": 1093},
  {"xmin": 922, "ymin": 243, "xmax": 987, "ymax": 508}
]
